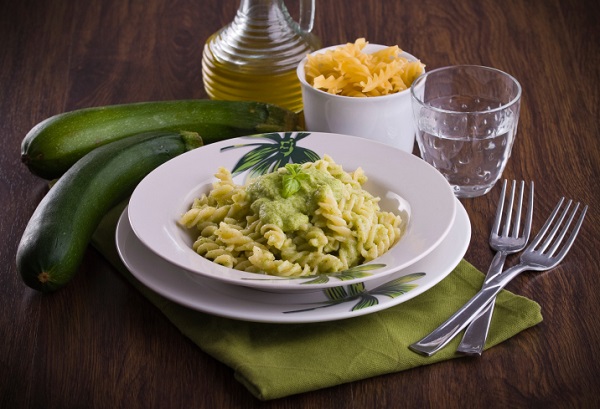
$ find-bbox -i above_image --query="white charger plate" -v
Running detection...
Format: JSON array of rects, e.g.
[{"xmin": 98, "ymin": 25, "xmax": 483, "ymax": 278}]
[
  {"xmin": 127, "ymin": 132, "xmax": 456, "ymax": 291},
  {"xmin": 116, "ymin": 200, "xmax": 470, "ymax": 323}
]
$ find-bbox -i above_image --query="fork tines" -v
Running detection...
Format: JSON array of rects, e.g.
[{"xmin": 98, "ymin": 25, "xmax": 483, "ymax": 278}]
[
  {"xmin": 529, "ymin": 197, "xmax": 588, "ymax": 261},
  {"xmin": 492, "ymin": 180, "xmax": 534, "ymax": 242}
]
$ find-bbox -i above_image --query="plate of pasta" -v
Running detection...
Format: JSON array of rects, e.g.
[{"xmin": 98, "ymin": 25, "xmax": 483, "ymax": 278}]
[
  {"xmin": 116, "ymin": 200, "xmax": 470, "ymax": 323},
  {"xmin": 127, "ymin": 132, "xmax": 457, "ymax": 291}
]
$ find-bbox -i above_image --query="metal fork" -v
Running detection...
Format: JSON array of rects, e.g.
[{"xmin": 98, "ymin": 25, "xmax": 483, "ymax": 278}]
[
  {"xmin": 456, "ymin": 180, "xmax": 534, "ymax": 356},
  {"xmin": 409, "ymin": 197, "xmax": 587, "ymax": 357}
]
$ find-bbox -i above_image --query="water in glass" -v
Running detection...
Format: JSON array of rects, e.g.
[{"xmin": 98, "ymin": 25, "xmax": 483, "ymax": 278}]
[{"xmin": 415, "ymin": 95, "xmax": 518, "ymax": 198}]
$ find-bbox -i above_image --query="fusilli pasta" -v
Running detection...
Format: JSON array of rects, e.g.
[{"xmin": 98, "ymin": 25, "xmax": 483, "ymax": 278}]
[
  {"xmin": 304, "ymin": 38, "xmax": 425, "ymax": 97},
  {"xmin": 178, "ymin": 155, "xmax": 404, "ymax": 277}
]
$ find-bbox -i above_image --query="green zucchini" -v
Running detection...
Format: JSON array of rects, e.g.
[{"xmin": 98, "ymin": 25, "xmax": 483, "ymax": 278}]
[
  {"xmin": 16, "ymin": 131, "xmax": 203, "ymax": 293},
  {"xmin": 22, "ymin": 99, "xmax": 302, "ymax": 179}
]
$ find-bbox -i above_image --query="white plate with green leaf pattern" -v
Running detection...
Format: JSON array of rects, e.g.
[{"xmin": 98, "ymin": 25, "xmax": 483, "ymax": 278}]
[
  {"xmin": 127, "ymin": 132, "xmax": 456, "ymax": 291},
  {"xmin": 116, "ymin": 200, "xmax": 469, "ymax": 323}
]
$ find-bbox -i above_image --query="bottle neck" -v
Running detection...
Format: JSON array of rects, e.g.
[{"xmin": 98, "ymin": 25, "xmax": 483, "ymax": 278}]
[{"xmin": 238, "ymin": 0, "xmax": 286, "ymax": 19}]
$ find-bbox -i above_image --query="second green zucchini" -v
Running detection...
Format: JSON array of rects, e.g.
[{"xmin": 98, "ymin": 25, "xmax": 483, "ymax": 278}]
[{"xmin": 16, "ymin": 131, "xmax": 203, "ymax": 293}]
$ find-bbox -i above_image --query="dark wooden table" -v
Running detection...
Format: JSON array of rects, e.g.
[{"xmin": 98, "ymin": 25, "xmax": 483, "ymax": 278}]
[{"xmin": 2, "ymin": 0, "xmax": 599, "ymax": 407}]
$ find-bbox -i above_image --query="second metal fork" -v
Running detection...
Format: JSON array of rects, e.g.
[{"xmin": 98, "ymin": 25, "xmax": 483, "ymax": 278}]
[{"xmin": 456, "ymin": 180, "xmax": 534, "ymax": 356}]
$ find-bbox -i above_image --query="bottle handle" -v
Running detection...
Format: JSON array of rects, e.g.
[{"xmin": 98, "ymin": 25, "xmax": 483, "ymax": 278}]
[{"xmin": 297, "ymin": 0, "xmax": 316, "ymax": 32}]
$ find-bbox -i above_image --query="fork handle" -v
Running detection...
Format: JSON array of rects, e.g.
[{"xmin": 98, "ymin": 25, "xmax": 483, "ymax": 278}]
[
  {"xmin": 455, "ymin": 301, "xmax": 495, "ymax": 355},
  {"xmin": 456, "ymin": 250, "xmax": 508, "ymax": 355},
  {"xmin": 409, "ymin": 263, "xmax": 528, "ymax": 356}
]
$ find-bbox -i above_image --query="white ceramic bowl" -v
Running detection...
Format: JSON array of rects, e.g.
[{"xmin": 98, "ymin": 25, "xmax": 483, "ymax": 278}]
[
  {"xmin": 127, "ymin": 132, "xmax": 456, "ymax": 292},
  {"xmin": 297, "ymin": 44, "xmax": 423, "ymax": 153}
]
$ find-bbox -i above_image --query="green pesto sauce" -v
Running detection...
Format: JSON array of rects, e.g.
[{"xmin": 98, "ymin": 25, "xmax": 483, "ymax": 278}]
[{"xmin": 247, "ymin": 166, "xmax": 345, "ymax": 232}]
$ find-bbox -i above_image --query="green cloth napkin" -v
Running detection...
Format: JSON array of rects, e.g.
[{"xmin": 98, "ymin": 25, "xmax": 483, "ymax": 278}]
[{"xmin": 91, "ymin": 204, "xmax": 542, "ymax": 401}]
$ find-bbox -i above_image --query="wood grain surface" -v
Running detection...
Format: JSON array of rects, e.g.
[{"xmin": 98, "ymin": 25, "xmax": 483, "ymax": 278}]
[{"xmin": 1, "ymin": 0, "xmax": 599, "ymax": 407}]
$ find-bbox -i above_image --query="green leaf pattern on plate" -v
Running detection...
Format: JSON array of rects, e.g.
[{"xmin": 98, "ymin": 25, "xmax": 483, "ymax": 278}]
[
  {"xmin": 283, "ymin": 272, "xmax": 426, "ymax": 314},
  {"xmin": 220, "ymin": 132, "xmax": 320, "ymax": 180}
]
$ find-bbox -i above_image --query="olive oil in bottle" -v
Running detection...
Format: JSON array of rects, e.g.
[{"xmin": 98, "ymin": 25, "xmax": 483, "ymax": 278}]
[{"xmin": 201, "ymin": 0, "xmax": 321, "ymax": 113}]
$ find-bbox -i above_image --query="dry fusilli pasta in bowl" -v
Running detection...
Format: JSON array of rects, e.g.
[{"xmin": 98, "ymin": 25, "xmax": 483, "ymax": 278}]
[{"xmin": 297, "ymin": 39, "xmax": 425, "ymax": 153}]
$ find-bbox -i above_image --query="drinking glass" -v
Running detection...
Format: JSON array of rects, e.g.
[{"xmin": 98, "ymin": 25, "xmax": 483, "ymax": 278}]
[{"xmin": 410, "ymin": 65, "xmax": 522, "ymax": 198}]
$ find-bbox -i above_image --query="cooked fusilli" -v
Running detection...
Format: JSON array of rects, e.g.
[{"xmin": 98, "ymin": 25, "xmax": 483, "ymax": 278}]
[{"xmin": 178, "ymin": 155, "xmax": 404, "ymax": 277}]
